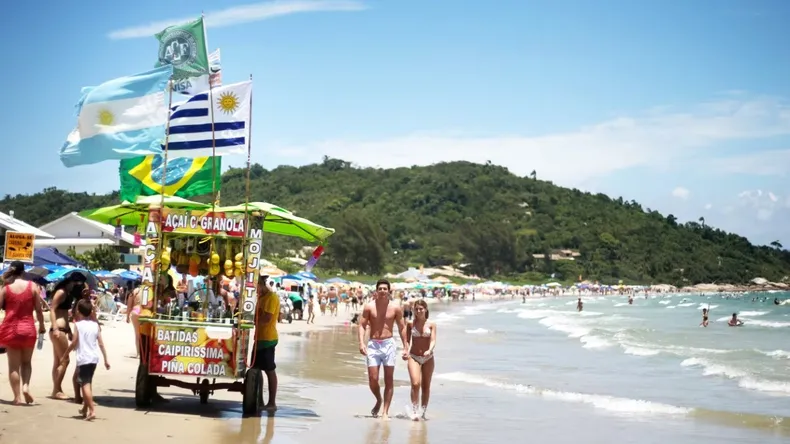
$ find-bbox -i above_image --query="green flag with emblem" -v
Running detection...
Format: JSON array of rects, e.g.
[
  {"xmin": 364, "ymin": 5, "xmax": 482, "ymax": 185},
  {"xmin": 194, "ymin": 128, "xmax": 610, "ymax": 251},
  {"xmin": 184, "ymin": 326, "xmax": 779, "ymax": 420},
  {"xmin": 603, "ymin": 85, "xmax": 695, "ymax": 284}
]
[
  {"xmin": 119, "ymin": 155, "xmax": 221, "ymax": 202},
  {"xmin": 155, "ymin": 17, "xmax": 209, "ymax": 81}
]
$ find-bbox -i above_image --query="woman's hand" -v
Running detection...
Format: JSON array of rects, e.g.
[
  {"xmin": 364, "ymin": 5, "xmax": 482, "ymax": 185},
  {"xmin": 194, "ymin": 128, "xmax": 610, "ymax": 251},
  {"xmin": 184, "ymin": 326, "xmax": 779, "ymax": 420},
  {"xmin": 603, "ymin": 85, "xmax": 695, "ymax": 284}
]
[
  {"xmin": 423, "ymin": 350, "xmax": 433, "ymax": 357},
  {"xmin": 402, "ymin": 350, "xmax": 409, "ymax": 360},
  {"xmin": 52, "ymin": 329, "xmax": 60, "ymax": 339}
]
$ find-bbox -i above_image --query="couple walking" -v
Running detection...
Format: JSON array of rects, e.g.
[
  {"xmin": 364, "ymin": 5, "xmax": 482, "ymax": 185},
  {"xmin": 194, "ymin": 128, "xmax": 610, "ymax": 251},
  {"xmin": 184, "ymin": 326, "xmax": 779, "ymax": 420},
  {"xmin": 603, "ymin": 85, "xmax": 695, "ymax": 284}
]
[{"xmin": 358, "ymin": 279, "xmax": 436, "ymax": 420}]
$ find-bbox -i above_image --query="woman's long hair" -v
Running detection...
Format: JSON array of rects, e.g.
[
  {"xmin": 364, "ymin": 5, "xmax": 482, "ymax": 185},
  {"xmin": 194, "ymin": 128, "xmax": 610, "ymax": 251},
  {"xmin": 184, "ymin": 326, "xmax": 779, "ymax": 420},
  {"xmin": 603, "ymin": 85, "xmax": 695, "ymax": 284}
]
[
  {"xmin": 1, "ymin": 261, "xmax": 24, "ymax": 285},
  {"xmin": 52, "ymin": 273, "xmax": 86, "ymax": 300},
  {"xmin": 413, "ymin": 299, "xmax": 429, "ymax": 319}
]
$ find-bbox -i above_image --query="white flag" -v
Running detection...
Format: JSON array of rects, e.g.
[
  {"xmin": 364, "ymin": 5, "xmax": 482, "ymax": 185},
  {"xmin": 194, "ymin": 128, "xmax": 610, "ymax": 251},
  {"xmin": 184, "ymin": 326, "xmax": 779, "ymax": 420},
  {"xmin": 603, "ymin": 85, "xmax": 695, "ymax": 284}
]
[{"xmin": 165, "ymin": 80, "xmax": 252, "ymax": 158}]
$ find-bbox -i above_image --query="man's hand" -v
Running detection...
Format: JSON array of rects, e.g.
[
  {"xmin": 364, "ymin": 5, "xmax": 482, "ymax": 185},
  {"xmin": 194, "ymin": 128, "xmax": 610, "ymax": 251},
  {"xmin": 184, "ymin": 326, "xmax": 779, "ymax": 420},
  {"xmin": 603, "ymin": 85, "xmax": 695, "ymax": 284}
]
[{"xmin": 359, "ymin": 343, "xmax": 367, "ymax": 356}]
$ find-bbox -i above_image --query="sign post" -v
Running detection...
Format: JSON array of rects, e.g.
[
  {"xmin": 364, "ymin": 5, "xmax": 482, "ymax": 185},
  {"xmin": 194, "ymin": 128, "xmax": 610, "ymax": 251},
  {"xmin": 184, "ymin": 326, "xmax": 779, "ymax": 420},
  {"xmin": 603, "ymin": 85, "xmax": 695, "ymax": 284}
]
[{"xmin": 3, "ymin": 232, "xmax": 35, "ymax": 263}]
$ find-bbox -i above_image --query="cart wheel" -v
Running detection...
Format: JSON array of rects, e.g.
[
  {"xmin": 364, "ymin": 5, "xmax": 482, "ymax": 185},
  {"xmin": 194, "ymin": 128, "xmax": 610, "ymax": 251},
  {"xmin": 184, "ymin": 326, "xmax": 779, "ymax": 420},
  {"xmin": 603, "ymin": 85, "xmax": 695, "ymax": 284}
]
[
  {"xmin": 242, "ymin": 369, "xmax": 262, "ymax": 415},
  {"xmin": 135, "ymin": 363, "xmax": 153, "ymax": 408},
  {"xmin": 199, "ymin": 379, "xmax": 210, "ymax": 404},
  {"xmin": 287, "ymin": 314, "xmax": 293, "ymax": 324}
]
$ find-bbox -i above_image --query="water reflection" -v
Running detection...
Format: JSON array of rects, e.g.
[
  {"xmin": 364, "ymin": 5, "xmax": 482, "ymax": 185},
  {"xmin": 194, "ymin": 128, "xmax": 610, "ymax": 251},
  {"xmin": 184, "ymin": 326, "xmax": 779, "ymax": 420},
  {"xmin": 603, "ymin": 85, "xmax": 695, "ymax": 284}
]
[
  {"xmin": 407, "ymin": 422, "xmax": 428, "ymax": 444},
  {"xmin": 280, "ymin": 325, "xmax": 368, "ymax": 384},
  {"xmin": 364, "ymin": 420, "xmax": 391, "ymax": 443}
]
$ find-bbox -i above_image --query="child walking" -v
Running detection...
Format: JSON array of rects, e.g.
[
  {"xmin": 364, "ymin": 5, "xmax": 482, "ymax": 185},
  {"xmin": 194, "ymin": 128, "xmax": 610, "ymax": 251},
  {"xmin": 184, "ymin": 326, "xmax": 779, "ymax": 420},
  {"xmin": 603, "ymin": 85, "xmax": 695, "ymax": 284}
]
[{"xmin": 62, "ymin": 299, "xmax": 110, "ymax": 420}]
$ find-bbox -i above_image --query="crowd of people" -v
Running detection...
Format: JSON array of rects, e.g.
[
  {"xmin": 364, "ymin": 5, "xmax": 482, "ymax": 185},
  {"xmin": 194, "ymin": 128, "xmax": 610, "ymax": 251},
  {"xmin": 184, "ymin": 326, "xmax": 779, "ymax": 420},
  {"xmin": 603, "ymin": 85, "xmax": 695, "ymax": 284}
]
[
  {"xmin": 0, "ymin": 262, "xmax": 437, "ymax": 422},
  {"xmin": 0, "ymin": 261, "xmax": 108, "ymax": 419}
]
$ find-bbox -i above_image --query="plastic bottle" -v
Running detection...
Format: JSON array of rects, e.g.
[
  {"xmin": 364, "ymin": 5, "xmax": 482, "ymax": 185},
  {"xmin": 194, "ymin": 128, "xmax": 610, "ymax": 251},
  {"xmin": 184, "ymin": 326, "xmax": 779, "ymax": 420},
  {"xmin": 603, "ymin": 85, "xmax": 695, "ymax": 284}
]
[{"xmin": 37, "ymin": 334, "xmax": 44, "ymax": 350}]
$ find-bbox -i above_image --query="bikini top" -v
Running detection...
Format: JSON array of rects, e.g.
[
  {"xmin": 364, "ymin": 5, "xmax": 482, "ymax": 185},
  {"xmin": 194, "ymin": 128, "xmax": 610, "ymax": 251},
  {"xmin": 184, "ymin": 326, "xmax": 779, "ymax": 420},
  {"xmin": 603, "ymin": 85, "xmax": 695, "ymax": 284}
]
[{"xmin": 411, "ymin": 322, "xmax": 432, "ymax": 338}]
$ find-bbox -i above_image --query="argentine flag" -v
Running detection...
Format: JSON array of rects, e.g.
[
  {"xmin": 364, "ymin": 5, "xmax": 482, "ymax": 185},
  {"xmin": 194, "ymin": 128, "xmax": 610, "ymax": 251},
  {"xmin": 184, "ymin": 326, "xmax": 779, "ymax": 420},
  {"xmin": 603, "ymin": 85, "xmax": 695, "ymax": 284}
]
[
  {"xmin": 60, "ymin": 65, "xmax": 173, "ymax": 167},
  {"xmin": 166, "ymin": 80, "xmax": 252, "ymax": 158}
]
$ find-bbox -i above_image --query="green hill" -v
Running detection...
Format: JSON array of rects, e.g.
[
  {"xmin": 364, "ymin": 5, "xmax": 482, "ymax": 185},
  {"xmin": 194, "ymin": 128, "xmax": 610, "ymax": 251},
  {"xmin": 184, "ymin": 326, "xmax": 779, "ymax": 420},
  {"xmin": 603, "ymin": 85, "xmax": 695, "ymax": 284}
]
[{"xmin": 2, "ymin": 158, "xmax": 788, "ymax": 285}]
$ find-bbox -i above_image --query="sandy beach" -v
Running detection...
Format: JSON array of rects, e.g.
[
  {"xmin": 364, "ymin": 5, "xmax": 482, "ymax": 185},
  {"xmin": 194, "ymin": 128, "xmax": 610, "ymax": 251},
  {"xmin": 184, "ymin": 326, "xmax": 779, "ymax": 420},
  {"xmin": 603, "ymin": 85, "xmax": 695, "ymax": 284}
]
[{"xmin": 0, "ymin": 305, "xmax": 366, "ymax": 444}]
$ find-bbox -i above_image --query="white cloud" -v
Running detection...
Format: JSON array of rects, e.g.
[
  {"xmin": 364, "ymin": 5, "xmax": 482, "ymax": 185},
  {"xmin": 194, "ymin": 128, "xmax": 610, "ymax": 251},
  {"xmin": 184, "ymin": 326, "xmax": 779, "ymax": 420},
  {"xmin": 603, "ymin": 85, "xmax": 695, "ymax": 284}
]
[
  {"xmin": 704, "ymin": 203, "xmax": 713, "ymax": 210},
  {"xmin": 737, "ymin": 189, "xmax": 784, "ymax": 221},
  {"xmin": 108, "ymin": 0, "xmax": 367, "ymax": 39},
  {"xmin": 672, "ymin": 187, "xmax": 691, "ymax": 200},
  {"xmin": 270, "ymin": 95, "xmax": 790, "ymax": 188}
]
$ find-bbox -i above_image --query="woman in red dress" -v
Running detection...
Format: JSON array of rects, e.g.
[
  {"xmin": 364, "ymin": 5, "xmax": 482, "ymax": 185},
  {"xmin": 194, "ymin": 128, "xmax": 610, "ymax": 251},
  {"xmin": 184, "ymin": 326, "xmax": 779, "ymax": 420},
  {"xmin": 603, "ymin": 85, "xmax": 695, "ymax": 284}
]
[{"xmin": 0, "ymin": 261, "xmax": 47, "ymax": 404}]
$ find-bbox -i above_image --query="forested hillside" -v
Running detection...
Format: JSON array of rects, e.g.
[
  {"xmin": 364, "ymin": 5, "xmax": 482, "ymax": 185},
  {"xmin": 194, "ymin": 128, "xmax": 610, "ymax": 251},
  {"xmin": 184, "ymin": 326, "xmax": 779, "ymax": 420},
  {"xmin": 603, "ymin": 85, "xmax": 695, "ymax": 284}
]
[{"xmin": 2, "ymin": 158, "xmax": 788, "ymax": 284}]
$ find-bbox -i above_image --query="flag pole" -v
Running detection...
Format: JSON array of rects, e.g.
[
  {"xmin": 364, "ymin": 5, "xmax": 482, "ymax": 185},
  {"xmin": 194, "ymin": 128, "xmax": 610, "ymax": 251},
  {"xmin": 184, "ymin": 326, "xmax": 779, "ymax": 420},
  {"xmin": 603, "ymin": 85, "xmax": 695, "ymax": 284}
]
[
  {"xmin": 154, "ymin": 77, "xmax": 175, "ymax": 312},
  {"xmin": 245, "ymin": 74, "xmax": 253, "ymax": 209},
  {"xmin": 201, "ymin": 12, "xmax": 220, "ymax": 209}
]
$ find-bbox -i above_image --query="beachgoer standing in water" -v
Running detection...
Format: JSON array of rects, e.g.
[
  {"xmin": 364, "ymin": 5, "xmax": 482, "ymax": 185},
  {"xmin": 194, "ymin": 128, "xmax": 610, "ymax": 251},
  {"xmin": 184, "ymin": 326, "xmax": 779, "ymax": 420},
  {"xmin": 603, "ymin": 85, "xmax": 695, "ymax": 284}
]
[
  {"xmin": 576, "ymin": 297, "xmax": 583, "ymax": 312},
  {"xmin": 358, "ymin": 279, "xmax": 408, "ymax": 420},
  {"xmin": 405, "ymin": 299, "xmax": 436, "ymax": 420},
  {"xmin": 700, "ymin": 308, "xmax": 709, "ymax": 327}
]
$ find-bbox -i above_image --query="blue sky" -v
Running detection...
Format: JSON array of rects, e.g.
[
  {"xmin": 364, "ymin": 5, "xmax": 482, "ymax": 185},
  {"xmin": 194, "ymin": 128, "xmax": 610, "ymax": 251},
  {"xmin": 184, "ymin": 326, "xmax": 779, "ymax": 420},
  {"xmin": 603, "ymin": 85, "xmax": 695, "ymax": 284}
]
[{"xmin": 2, "ymin": 0, "xmax": 789, "ymax": 246}]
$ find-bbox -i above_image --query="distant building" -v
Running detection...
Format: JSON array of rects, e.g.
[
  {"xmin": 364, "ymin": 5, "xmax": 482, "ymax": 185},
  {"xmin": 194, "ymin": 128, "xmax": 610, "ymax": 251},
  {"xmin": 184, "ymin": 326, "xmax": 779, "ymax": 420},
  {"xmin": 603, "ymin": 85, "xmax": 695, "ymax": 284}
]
[
  {"xmin": 0, "ymin": 210, "xmax": 54, "ymax": 239},
  {"xmin": 532, "ymin": 249, "xmax": 582, "ymax": 261},
  {"xmin": 37, "ymin": 212, "xmax": 143, "ymax": 257}
]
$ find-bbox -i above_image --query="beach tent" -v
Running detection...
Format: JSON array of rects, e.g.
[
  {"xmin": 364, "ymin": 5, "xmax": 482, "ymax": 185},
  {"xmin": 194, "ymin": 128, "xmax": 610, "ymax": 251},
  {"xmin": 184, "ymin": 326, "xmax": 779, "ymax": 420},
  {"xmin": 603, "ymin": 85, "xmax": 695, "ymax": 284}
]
[{"xmin": 33, "ymin": 247, "xmax": 82, "ymax": 267}]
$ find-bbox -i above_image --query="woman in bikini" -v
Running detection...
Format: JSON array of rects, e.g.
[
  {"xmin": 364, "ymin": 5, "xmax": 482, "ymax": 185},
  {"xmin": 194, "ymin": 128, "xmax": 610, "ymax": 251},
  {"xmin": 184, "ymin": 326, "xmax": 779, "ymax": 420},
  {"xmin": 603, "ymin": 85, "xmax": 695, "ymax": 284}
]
[
  {"xmin": 48, "ymin": 273, "xmax": 87, "ymax": 400},
  {"xmin": 404, "ymin": 299, "xmax": 436, "ymax": 420},
  {"xmin": 126, "ymin": 281, "xmax": 141, "ymax": 358}
]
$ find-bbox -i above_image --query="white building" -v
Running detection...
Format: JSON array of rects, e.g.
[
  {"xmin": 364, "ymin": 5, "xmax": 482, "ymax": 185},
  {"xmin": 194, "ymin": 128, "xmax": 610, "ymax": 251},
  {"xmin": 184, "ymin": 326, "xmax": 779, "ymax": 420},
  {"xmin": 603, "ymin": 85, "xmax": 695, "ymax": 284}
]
[
  {"xmin": 38, "ymin": 212, "xmax": 143, "ymax": 256},
  {"xmin": 0, "ymin": 210, "xmax": 54, "ymax": 239}
]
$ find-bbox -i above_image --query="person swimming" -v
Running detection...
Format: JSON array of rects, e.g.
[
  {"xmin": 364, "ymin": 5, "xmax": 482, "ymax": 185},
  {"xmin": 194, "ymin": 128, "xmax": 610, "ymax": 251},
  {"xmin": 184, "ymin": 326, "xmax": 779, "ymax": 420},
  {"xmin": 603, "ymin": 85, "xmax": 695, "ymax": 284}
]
[
  {"xmin": 728, "ymin": 313, "xmax": 744, "ymax": 327},
  {"xmin": 700, "ymin": 308, "xmax": 709, "ymax": 327},
  {"xmin": 576, "ymin": 298, "xmax": 583, "ymax": 312}
]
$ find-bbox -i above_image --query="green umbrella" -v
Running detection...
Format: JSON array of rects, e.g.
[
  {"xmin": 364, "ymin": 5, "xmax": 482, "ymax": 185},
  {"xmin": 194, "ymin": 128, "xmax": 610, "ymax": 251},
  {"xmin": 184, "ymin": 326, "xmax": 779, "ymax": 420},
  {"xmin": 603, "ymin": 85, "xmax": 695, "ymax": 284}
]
[
  {"xmin": 215, "ymin": 202, "xmax": 335, "ymax": 243},
  {"xmin": 79, "ymin": 195, "xmax": 211, "ymax": 226}
]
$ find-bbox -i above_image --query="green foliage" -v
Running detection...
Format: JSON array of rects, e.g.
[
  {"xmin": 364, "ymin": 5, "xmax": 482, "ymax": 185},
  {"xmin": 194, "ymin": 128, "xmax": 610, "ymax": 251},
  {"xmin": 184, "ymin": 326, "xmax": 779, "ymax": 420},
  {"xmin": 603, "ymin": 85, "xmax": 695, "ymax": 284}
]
[
  {"xmin": 66, "ymin": 245, "xmax": 119, "ymax": 271},
  {"xmin": 3, "ymin": 159, "xmax": 789, "ymax": 284}
]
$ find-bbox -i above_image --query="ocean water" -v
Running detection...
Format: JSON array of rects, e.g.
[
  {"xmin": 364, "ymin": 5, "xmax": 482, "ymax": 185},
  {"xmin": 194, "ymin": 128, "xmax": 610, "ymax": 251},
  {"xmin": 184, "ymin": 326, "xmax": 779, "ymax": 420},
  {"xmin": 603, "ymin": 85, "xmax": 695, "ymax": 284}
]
[
  {"xmin": 429, "ymin": 292, "xmax": 790, "ymax": 442},
  {"xmin": 258, "ymin": 292, "xmax": 790, "ymax": 444}
]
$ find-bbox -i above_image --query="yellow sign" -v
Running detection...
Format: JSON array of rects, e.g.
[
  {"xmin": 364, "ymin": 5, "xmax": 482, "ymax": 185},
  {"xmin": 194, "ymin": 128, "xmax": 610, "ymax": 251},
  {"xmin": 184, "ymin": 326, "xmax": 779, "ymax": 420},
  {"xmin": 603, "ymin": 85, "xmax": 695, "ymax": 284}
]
[{"xmin": 4, "ymin": 232, "xmax": 35, "ymax": 262}]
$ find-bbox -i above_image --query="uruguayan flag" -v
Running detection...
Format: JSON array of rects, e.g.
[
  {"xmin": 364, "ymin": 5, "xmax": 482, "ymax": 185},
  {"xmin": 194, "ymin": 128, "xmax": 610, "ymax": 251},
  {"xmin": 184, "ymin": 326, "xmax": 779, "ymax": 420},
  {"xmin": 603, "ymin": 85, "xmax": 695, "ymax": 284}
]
[
  {"xmin": 60, "ymin": 65, "xmax": 173, "ymax": 167},
  {"xmin": 166, "ymin": 80, "xmax": 252, "ymax": 158}
]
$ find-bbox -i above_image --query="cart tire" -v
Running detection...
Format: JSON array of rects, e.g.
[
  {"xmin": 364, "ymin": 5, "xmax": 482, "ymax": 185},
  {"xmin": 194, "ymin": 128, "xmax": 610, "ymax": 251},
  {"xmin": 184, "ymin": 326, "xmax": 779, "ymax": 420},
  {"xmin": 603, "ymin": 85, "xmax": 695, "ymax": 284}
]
[
  {"xmin": 287, "ymin": 313, "xmax": 293, "ymax": 324},
  {"xmin": 199, "ymin": 379, "xmax": 210, "ymax": 404},
  {"xmin": 242, "ymin": 369, "xmax": 262, "ymax": 415},
  {"xmin": 135, "ymin": 364, "xmax": 152, "ymax": 408}
]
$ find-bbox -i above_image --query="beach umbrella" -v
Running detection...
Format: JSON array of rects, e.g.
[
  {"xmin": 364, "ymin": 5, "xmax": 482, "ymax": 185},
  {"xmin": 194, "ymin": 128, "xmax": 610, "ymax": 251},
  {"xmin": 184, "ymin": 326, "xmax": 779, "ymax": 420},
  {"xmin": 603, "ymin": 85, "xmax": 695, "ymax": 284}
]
[
  {"xmin": 214, "ymin": 202, "xmax": 335, "ymax": 243},
  {"xmin": 78, "ymin": 195, "xmax": 210, "ymax": 226},
  {"xmin": 260, "ymin": 266, "xmax": 287, "ymax": 277},
  {"xmin": 44, "ymin": 268, "xmax": 99, "ymax": 289},
  {"xmin": 0, "ymin": 264, "xmax": 51, "ymax": 286},
  {"xmin": 326, "ymin": 277, "xmax": 350, "ymax": 285},
  {"xmin": 296, "ymin": 271, "xmax": 318, "ymax": 281},
  {"xmin": 94, "ymin": 270, "xmax": 118, "ymax": 279}
]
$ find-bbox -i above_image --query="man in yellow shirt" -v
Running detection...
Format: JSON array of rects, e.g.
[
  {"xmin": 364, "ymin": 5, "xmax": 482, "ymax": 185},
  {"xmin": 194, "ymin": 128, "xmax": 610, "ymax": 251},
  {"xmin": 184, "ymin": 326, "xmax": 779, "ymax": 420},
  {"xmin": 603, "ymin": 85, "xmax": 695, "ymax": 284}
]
[{"xmin": 252, "ymin": 276, "xmax": 280, "ymax": 411}]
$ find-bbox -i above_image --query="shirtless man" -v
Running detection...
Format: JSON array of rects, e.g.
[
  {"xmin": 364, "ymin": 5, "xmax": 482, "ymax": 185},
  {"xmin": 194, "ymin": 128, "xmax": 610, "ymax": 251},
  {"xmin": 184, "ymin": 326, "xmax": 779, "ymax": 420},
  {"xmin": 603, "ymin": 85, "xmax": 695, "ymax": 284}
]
[{"xmin": 358, "ymin": 279, "xmax": 408, "ymax": 419}]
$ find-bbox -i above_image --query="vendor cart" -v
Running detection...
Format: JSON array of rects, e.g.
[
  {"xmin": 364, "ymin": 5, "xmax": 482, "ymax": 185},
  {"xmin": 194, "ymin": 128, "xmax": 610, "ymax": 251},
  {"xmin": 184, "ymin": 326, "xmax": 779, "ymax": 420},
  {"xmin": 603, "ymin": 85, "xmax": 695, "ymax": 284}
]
[{"xmin": 124, "ymin": 202, "xmax": 333, "ymax": 415}]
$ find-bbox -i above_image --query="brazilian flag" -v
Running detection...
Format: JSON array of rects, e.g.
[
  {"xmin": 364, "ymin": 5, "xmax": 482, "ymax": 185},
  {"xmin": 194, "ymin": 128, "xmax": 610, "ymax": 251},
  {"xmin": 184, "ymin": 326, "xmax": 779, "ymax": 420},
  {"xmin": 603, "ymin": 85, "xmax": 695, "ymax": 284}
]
[{"xmin": 119, "ymin": 155, "xmax": 221, "ymax": 202}]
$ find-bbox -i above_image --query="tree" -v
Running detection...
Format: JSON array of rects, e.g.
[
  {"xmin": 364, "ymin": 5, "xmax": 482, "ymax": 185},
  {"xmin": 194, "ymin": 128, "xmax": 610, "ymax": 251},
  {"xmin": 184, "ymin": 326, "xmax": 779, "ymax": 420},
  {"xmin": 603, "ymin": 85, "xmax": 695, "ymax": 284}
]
[
  {"xmin": 66, "ymin": 245, "xmax": 119, "ymax": 271},
  {"xmin": 458, "ymin": 219, "xmax": 518, "ymax": 278},
  {"xmin": 770, "ymin": 240, "xmax": 783, "ymax": 250},
  {"xmin": 530, "ymin": 170, "xmax": 537, "ymax": 180},
  {"xmin": 698, "ymin": 217, "xmax": 705, "ymax": 228},
  {"xmin": 325, "ymin": 211, "xmax": 388, "ymax": 274}
]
